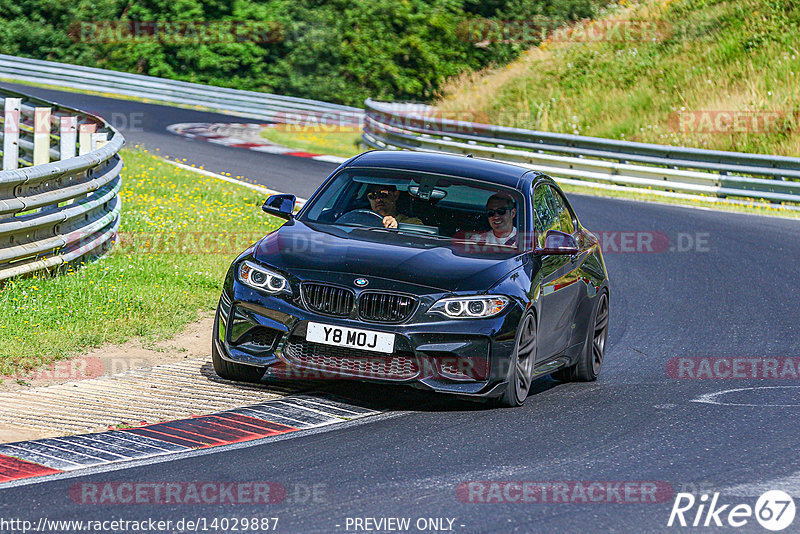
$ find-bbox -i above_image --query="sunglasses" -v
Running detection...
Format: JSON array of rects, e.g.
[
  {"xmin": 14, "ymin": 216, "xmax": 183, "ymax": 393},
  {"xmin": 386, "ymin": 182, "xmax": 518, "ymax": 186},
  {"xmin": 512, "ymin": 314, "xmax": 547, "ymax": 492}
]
[
  {"xmin": 486, "ymin": 207, "xmax": 512, "ymax": 217},
  {"xmin": 367, "ymin": 190, "xmax": 392, "ymax": 200}
]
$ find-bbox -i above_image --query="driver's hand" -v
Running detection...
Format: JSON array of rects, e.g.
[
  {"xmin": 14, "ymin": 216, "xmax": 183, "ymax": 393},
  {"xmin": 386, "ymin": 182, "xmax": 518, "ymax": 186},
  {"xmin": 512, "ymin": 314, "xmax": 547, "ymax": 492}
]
[{"xmin": 382, "ymin": 216, "xmax": 398, "ymax": 229}]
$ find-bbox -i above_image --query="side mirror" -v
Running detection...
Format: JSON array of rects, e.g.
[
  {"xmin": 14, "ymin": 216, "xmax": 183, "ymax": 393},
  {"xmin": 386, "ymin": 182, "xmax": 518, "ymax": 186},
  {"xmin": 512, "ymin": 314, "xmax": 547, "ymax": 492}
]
[
  {"xmin": 534, "ymin": 230, "xmax": 579, "ymax": 255},
  {"xmin": 262, "ymin": 194, "xmax": 296, "ymax": 220}
]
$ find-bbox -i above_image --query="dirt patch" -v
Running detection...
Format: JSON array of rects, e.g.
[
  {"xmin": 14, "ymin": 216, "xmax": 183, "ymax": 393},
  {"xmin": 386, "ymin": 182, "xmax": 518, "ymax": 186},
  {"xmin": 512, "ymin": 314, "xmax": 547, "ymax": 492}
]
[
  {"xmin": 0, "ymin": 314, "xmax": 214, "ymax": 443},
  {"xmin": 0, "ymin": 314, "xmax": 214, "ymax": 393},
  {"xmin": 0, "ymin": 425, "xmax": 59, "ymax": 444}
]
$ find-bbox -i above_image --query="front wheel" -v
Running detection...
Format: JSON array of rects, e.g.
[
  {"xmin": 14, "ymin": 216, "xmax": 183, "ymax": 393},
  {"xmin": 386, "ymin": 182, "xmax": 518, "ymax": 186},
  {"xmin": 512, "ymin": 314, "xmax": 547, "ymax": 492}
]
[
  {"xmin": 496, "ymin": 312, "xmax": 537, "ymax": 407},
  {"xmin": 552, "ymin": 291, "xmax": 609, "ymax": 382}
]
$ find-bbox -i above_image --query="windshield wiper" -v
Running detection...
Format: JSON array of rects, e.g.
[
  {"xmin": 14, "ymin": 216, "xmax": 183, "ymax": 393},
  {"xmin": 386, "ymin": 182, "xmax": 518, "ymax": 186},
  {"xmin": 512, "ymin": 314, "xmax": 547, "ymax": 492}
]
[
  {"xmin": 361, "ymin": 227, "xmax": 451, "ymax": 240},
  {"xmin": 360, "ymin": 226, "xmax": 400, "ymax": 233}
]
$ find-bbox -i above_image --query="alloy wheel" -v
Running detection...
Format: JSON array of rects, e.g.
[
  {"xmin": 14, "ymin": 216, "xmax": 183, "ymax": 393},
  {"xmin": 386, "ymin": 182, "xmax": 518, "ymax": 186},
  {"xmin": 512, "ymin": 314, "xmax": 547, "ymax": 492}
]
[
  {"xmin": 591, "ymin": 293, "xmax": 609, "ymax": 376},
  {"xmin": 514, "ymin": 313, "xmax": 537, "ymax": 403}
]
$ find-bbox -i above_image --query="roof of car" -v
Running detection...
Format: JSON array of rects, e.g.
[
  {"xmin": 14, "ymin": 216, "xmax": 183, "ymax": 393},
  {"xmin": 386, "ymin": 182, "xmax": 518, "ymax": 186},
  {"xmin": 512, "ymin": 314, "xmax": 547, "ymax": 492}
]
[{"xmin": 344, "ymin": 150, "xmax": 541, "ymax": 188}]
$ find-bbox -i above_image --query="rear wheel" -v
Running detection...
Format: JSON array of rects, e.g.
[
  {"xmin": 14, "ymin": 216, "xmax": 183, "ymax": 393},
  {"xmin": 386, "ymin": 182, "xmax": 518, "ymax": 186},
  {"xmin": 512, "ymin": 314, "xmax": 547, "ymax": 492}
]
[
  {"xmin": 552, "ymin": 291, "xmax": 609, "ymax": 382},
  {"xmin": 496, "ymin": 312, "xmax": 537, "ymax": 407},
  {"xmin": 211, "ymin": 311, "xmax": 266, "ymax": 383}
]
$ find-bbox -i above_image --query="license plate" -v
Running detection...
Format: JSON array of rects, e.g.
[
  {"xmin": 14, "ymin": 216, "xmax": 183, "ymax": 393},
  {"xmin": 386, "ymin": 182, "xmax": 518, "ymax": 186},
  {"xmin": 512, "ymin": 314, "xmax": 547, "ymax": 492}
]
[{"xmin": 306, "ymin": 322, "xmax": 395, "ymax": 354}]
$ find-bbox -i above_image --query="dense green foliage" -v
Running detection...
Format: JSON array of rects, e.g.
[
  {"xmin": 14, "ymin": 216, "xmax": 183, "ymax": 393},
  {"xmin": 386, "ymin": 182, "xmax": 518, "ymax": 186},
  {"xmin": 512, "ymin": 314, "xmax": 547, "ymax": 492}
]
[{"xmin": 0, "ymin": 0, "xmax": 606, "ymax": 105}]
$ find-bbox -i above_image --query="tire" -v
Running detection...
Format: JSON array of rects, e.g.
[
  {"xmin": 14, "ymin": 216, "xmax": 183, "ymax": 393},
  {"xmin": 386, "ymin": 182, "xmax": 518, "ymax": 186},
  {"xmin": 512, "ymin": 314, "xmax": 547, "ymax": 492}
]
[
  {"xmin": 552, "ymin": 290, "xmax": 609, "ymax": 382},
  {"xmin": 496, "ymin": 311, "xmax": 538, "ymax": 407},
  {"xmin": 211, "ymin": 311, "xmax": 266, "ymax": 384}
]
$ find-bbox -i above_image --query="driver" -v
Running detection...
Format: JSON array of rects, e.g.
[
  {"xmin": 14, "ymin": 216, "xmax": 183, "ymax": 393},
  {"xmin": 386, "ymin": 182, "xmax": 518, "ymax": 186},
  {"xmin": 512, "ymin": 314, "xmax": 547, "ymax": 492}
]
[{"xmin": 365, "ymin": 184, "xmax": 422, "ymax": 228}]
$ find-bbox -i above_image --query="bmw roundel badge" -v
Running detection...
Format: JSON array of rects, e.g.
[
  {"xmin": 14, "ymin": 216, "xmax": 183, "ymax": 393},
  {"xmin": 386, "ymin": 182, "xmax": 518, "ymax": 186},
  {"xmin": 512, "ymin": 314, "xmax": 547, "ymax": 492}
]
[{"xmin": 354, "ymin": 278, "xmax": 369, "ymax": 287}]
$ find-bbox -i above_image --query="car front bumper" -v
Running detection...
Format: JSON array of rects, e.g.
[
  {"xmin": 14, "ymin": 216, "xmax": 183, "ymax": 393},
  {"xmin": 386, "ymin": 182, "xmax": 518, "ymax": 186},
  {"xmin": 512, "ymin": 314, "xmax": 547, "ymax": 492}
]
[{"xmin": 214, "ymin": 282, "xmax": 523, "ymax": 399}]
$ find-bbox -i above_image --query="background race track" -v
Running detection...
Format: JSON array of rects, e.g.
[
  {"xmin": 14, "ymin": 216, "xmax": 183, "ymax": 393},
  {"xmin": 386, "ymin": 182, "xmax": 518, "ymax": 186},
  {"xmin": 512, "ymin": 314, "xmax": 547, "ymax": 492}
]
[
  {"xmin": 0, "ymin": 82, "xmax": 333, "ymax": 198},
  {"xmin": 2, "ymin": 84, "xmax": 799, "ymax": 533}
]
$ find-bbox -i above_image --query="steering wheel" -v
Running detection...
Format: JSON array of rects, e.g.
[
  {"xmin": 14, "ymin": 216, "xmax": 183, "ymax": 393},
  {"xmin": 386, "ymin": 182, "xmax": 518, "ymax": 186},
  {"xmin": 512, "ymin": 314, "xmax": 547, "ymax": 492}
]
[{"xmin": 335, "ymin": 209, "xmax": 384, "ymax": 226}]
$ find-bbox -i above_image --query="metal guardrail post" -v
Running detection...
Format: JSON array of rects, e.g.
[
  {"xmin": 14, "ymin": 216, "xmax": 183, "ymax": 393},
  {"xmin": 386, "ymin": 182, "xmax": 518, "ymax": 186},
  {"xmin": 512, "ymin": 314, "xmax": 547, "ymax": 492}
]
[
  {"xmin": 60, "ymin": 116, "xmax": 77, "ymax": 160},
  {"xmin": 78, "ymin": 123, "xmax": 95, "ymax": 156},
  {"xmin": 32, "ymin": 107, "xmax": 51, "ymax": 165},
  {"xmin": 2, "ymin": 98, "xmax": 20, "ymax": 171}
]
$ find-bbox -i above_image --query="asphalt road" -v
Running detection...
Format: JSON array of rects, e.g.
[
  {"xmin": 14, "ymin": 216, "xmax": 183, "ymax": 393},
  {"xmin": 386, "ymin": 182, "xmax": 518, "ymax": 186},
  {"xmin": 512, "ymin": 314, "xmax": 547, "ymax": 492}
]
[{"xmin": 2, "ymin": 85, "xmax": 800, "ymax": 533}]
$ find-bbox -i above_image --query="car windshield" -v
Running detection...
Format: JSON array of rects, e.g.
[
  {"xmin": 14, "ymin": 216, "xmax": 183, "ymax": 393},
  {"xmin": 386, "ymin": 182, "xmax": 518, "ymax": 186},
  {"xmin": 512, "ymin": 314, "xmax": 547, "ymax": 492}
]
[{"xmin": 299, "ymin": 168, "xmax": 524, "ymax": 249}]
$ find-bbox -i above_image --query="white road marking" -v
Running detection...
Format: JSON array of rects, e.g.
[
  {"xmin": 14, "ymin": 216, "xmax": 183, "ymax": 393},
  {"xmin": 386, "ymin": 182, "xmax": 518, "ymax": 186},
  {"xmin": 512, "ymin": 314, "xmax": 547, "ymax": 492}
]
[
  {"xmin": 722, "ymin": 471, "xmax": 800, "ymax": 497},
  {"xmin": 162, "ymin": 159, "xmax": 308, "ymax": 206},
  {"xmin": 311, "ymin": 154, "xmax": 348, "ymax": 164},
  {"xmin": 691, "ymin": 385, "xmax": 800, "ymax": 407}
]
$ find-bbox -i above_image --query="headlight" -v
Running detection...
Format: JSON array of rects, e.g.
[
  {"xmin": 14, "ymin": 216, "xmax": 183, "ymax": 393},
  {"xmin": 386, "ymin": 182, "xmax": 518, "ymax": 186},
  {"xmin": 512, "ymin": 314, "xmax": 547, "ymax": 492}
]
[
  {"xmin": 429, "ymin": 295, "xmax": 509, "ymax": 319},
  {"xmin": 238, "ymin": 260, "xmax": 291, "ymax": 294}
]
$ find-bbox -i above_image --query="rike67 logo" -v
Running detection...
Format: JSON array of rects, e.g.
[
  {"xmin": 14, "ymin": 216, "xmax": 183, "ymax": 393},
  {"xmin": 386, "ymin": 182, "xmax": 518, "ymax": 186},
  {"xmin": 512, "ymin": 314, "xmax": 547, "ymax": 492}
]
[{"xmin": 668, "ymin": 490, "xmax": 795, "ymax": 531}]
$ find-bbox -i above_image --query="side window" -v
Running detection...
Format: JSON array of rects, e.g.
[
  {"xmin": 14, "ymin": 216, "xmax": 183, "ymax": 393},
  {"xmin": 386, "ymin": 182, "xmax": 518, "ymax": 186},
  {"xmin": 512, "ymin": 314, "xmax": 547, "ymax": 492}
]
[
  {"xmin": 548, "ymin": 186, "xmax": 576, "ymax": 235},
  {"xmin": 533, "ymin": 185, "xmax": 558, "ymax": 248}
]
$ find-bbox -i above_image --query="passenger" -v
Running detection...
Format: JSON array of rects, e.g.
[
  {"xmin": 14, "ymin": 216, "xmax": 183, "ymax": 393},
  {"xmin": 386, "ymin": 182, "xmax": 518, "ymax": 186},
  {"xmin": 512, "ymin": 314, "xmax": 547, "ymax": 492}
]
[
  {"xmin": 365, "ymin": 184, "xmax": 423, "ymax": 228},
  {"xmin": 470, "ymin": 193, "xmax": 518, "ymax": 246}
]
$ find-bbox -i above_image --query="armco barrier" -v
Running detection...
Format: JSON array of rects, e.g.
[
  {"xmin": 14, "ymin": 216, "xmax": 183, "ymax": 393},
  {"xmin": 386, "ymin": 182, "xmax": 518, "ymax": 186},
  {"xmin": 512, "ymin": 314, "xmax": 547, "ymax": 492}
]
[
  {"xmin": 0, "ymin": 87, "xmax": 123, "ymax": 281},
  {"xmin": 362, "ymin": 99, "xmax": 800, "ymax": 205},
  {"xmin": 0, "ymin": 54, "xmax": 363, "ymax": 126},
  {"xmin": 3, "ymin": 55, "xmax": 797, "ymax": 206}
]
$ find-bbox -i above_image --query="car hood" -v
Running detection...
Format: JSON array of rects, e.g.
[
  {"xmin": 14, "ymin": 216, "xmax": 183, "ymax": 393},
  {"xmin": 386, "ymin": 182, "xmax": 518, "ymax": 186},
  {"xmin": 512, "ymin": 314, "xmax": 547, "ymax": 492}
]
[{"xmin": 253, "ymin": 221, "xmax": 523, "ymax": 293}]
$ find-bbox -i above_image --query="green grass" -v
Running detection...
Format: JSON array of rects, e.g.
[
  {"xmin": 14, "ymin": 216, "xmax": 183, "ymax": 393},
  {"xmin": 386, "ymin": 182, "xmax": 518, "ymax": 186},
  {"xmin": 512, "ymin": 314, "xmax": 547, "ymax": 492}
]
[
  {"xmin": 437, "ymin": 0, "xmax": 800, "ymax": 156},
  {"xmin": 259, "ymin": 126, "xmax": 363, "ymax": 158},
  {"xmin": 0, "ymin": 148, "xmax": 282, "ymax": 374}
]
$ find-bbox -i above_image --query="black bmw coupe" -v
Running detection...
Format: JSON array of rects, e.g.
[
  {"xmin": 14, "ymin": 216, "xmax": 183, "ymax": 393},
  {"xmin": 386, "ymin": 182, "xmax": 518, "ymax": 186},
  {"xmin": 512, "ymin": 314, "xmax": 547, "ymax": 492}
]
[{"xmin": 213, "ymin": 150, "xmax": 609, "ymax": 406}]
